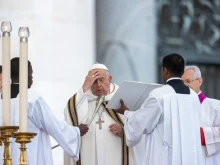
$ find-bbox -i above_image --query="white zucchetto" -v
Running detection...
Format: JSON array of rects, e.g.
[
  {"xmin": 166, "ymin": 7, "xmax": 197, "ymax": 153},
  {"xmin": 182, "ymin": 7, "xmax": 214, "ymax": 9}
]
[{"xmin": 89, "ymin": 63, "xmax": 108, "ymax": 71}]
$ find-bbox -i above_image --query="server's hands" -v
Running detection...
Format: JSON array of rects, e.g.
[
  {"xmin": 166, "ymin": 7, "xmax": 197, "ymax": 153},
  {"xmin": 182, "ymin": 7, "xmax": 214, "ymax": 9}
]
[
  {"xmin": 78, "ymin": 124, "xmax": 89, "ymax": 136},
  {"xmin": 115, "ymin": 99, "xmax": 128, "ymax": 115}
]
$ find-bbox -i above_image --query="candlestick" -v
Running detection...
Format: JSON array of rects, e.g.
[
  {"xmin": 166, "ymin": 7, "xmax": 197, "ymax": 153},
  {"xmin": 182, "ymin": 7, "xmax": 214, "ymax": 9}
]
[
  {"xmin": 0, "ymin": 126, "xmax": 19, "ymax": 165},
  {"xmin": 13, "ymin": 132, "xmax": 37, "ymax": 165},
  {"xmin": 0, "ymin": 136, "xmax": 4, "ymax": 146},
  {"xmin": 18, "ymin": 27, "xmax": 29, "ymax": 132},
  {"xmin": 1, "ymin": 22, "xmax": 12, "ymax": 126}
]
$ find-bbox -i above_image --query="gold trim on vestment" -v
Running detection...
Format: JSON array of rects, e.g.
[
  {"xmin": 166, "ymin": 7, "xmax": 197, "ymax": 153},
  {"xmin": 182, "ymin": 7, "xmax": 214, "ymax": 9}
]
[
  {"xmin": 102, "ymin": 101, "xmax": 129, "ymax": 165},
  {"xmin": 67, "ymin": 92, "xmax": 129, "ymax": 165},
  {"xmin": 67, "ymin": 94, "xmax": 81, "ymax": 165}
]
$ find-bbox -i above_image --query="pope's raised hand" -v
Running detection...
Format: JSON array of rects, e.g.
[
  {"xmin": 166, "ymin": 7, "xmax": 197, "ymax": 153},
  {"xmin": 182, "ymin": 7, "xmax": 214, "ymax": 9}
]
[
  {"xmin": 82, "ymin": 69, "xmax": 100, "ymax": 92},
  {"xmin": 78, "ymin": 124, "xmax": 89, "ymax": 136},
  {"xmin": 109, "ymin": 123, "xmax": 122, "ymax": 137},
  {"xmin": 115, "ymin": 99, "xmax": 128, "ymax": 115}
]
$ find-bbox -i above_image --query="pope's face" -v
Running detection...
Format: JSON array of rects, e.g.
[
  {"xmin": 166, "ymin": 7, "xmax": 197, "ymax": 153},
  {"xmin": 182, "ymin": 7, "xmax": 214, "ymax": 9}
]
[
  {"xmin": 181, "ymin": 69, "xmax": 202, "ymax": 93},
  {"xmin": 91, "ymin": 69, "xmax": 112, "ymax": 96}
]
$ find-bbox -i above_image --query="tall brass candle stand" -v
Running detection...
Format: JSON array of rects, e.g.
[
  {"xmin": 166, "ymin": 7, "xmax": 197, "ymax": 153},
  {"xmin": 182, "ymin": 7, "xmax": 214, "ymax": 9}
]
[
  {"xmin": 13, "ymin": 132, "xmax": 37, "ymax": 165},
  {"xmin": 0, "ymin": 136, "xmax": 4, "ymax": 146},
  {"xmin": 0, "ymin": 126, "xmax": 19, "ymax": 165}
]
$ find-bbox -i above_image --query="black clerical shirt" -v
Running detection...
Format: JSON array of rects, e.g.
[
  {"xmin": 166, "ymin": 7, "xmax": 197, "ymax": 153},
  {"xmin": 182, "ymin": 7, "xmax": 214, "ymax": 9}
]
[
  {"xmin": 11, "ymin": 84, "xmax": 19, "ymax": 98},
  {"xmin": 166, "ymin": 78, "xmax": 190, "ymax": 94}
]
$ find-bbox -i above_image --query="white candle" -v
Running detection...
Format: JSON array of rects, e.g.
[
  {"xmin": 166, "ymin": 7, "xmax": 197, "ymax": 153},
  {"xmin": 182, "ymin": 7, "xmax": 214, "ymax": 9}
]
[
  {"xmin": 18, "ymin": 27, "xmax": 30, "ymax": 132},
  {"xmin": 1, "ymin": 22, "xmax": 12, "ymax": 126}
]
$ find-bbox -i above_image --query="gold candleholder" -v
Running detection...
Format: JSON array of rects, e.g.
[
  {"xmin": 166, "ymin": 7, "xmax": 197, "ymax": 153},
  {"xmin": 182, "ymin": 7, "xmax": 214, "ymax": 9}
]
[
  {"xmin": 0, "ymin": 126, "xmax": 19, "ymax": 165},
  {"xmin": 13, "ymin": 132, "xmax": 37, "ymax": 165},
  {"xmin": 0, "ymin": 136, "xmax": 4, "ymax": 146}
]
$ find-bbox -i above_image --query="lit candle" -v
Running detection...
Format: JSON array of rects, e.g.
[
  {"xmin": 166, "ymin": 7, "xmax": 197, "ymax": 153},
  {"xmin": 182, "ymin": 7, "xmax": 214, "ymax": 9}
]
[
  {"xmin": 18, "ymin": 27, "xmax": 29, "ymax": 132},
  {"xmin": 1, "ymin": 22, "xmax": 12, "ymax": 126}
]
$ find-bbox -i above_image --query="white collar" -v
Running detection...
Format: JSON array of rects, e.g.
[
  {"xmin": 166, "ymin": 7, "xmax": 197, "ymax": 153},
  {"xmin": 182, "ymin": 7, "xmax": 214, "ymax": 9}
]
[{"xmin": 166, "ymin": 77, "xmax": 181, "ymax": 83}]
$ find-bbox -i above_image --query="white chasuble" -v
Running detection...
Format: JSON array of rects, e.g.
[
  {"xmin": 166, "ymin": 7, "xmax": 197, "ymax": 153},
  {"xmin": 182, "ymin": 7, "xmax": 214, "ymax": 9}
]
[
  {"xmin": 0, "ymin": 89, "xmax": 80, "ymax": 165},
  {"xmin": 124, "ymin": 85, "xmax": 204, "ymax": 165},
  {"xmin": 200, "ymin": 98, "xmax": 220, "ymax": 165},
  {"xmin": 64, "ymin": 83, "xmax": 144, "ymax": 165}
]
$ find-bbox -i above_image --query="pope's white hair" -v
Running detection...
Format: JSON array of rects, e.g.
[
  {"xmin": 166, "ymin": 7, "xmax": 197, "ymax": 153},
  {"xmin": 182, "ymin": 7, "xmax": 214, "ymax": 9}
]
[
  {"xmin": 105, "ymin": 70, "xmax": 110, "ymax": 76},
  {"xmin": 185, "ymin": 65, "xmax": 202, "ymax": 78}
]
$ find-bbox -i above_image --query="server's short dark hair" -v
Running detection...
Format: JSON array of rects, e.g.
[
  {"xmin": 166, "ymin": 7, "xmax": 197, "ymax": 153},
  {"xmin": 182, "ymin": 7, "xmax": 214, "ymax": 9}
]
[
  {"xmin": 162, "ymin": 53, "xmax": 185, "ymax": 76},
  {"xmin": 11, "ymin": 57, "xmax": 31, "ymax": 80}
]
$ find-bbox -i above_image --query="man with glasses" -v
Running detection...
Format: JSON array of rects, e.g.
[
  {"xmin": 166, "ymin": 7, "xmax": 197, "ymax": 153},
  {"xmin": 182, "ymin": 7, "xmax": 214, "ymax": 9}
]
[{"xmin": 182, "ymin": 65, "xmax": 220, "ymax": 165}]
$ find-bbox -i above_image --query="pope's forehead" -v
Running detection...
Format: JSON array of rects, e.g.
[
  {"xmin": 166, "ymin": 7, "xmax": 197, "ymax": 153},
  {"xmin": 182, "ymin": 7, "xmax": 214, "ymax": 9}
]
[{"xmin": 90, "ymin": 68, "xmax": 106, "ymax": 72}]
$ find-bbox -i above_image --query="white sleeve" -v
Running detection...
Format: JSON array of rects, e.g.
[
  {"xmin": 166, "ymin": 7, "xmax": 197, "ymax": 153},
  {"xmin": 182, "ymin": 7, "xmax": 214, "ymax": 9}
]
[
  {"xmin": 75, "ymin": 88, "xmax": 89, "ymax": 123},
  {"xmin": 203, "ymin": 127, "xmax": 220, "ymax": 156},
  {"xmin": 75, "ymin": 88, "xmax": 88, "ymax": 109},
  {"xmin": 203, "ymin": 106, "xmax": 220, "ymax": 156},
  {"xmin": 124, "ymin": 95, "xmax": 162, "ymax": 147},
  {"xmin": 64, "ymin": 88, "xmax": 89, "ymax": 124},
  {"xmin": 29, "ymin": 97, "xmax": 80, "ymax": 161}
]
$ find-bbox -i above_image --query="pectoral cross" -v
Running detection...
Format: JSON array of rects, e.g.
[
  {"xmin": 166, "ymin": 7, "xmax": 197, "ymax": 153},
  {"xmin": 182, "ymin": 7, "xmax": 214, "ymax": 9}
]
[{"xmin": 96, "ymin": 117, "xmax": 104, "ymax": 129}]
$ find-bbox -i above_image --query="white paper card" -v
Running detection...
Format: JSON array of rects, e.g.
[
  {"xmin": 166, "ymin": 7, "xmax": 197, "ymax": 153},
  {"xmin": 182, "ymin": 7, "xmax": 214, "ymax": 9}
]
[{"xmin": 106, "ymin": 81, "xmax": 162, "ymax": 111}]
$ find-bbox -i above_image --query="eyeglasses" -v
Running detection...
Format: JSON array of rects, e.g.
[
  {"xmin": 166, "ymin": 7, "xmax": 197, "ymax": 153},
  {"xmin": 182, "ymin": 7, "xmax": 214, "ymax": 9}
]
[{"xmin": 182, "ymin": 78, "xmax": 199, "ymax": 84}]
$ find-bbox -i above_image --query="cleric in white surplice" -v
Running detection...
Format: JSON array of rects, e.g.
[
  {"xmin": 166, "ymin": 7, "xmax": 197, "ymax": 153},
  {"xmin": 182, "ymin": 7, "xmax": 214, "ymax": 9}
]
[
  {"xmin": 0, "ymin": 57, "xmax": 89, "ymax": 165},
  {"xmin": 182, "ymin": 65, "xmax": 220, "ymax": 165},
  {"xmin": 117, "ymin": 53, "xmax": 204, "ymax": 165}
]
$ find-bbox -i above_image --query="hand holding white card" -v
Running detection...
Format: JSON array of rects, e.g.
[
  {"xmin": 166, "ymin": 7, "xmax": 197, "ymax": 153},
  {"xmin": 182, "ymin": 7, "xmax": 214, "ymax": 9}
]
[{"xmin": 106, "ymin": 81, "xmax": 162, "ymax": 111}]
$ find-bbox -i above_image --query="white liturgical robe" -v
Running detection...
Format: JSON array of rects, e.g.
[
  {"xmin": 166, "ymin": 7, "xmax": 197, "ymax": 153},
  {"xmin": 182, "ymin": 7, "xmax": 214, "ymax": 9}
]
[
  {"xmin": 64, "ymin": 83, "xmax": 145, "ymax": 165},
  {"xmin": 0, "ymin": 89, "xmax": 80, "ymax": 165},
  {"xmin": 124, "ymin": 84, "xmax": 204, "ymax": 165},
  {"xmin": 200, "ymin": 97, "xmax": 220, "ymax": 165}
]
